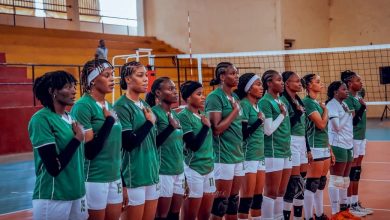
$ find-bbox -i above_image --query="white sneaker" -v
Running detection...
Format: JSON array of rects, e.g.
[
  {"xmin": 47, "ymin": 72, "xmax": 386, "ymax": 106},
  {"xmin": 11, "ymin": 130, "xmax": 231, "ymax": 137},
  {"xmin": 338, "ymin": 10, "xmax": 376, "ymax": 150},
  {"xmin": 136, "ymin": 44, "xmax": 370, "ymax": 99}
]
[
  {"xmin": 357, "ymin": 201, "xmax": 374, "ymax": 215},
  {"xmin": 350, "ymin": 204, "xmax": 367, "ymax": 217}
]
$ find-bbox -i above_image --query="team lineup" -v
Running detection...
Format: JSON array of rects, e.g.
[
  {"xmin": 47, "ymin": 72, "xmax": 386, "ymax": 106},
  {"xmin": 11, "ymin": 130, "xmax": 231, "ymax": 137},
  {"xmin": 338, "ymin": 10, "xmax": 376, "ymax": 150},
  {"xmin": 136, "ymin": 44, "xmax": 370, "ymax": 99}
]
[{"xmin": 28, "ymin": 59, "xmax": 372, "ymax": 220}]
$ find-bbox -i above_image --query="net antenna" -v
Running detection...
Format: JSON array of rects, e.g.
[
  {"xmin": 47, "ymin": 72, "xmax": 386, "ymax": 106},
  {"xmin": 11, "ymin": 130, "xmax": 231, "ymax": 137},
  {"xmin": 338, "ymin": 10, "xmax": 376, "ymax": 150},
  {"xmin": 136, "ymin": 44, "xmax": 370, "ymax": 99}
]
[
  {"xmin": 187, "ymin": 10, "xmax": 193, "ymax": 76},
  {"xmin": 111, "ymin": 48, "xmax": 154, "ymax": 103}
]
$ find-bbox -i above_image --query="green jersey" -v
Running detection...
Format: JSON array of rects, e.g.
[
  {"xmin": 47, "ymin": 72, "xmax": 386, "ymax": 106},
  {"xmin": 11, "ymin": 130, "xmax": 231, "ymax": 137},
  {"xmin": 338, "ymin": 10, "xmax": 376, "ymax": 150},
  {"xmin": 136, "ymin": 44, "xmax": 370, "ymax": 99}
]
[
  {"xmin": 178, "ymin": 108, "xmax": 214, "ymax": 175},
  {"xmin": 71, "ymin": 94, "xmax": 122, "ymax": 182},
  {"xmin": 240, "ymin": 98, "xmax": 264, "ymax": 161},
  {"xmin": 205, "ymin": 88, "xmax": 244, "ymax": 164},
  {"xmin": 114, "ymin": 95, "xmax": 159, "ymax": 188},
  {"xmin": 28, "ymin": 107, "xmax": 85, "ymax": 200},
  {"xmin": 344, "ymin": 94, "xmax": 366, "ymax": 140},
  {"xmin": 259, "ymin": 93, "xmax": 291, "ymax": 158},
  {"xmin": 302, "ymin": 96, "xmax": 328, "ymax": 148},
  {"xmin": 280, "ymin": 95, "xmax": 305, "ymax": 136},
  {"xmin": 152, "ymin": 105, "xmax": 184, "ymax": 175}
]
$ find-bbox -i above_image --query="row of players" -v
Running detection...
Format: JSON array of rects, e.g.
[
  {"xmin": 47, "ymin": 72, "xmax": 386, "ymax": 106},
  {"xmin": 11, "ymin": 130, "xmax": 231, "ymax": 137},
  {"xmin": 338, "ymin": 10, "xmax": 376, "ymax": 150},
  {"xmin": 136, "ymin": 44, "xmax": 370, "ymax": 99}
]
[{"xmin": 28, "ymin": 59, "xmax": 370, "ymax": 220}]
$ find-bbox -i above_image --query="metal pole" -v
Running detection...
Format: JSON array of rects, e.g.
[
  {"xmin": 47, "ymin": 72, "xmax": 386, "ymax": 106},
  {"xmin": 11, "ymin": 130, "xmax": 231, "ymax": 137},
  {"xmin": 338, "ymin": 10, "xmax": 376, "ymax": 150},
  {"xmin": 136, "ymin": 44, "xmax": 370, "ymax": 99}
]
[
  {"xmin": 175, "ymin": 56, "xmax": 181, "ymax": 105},
  {"xmin": 12, "ymin": 0, "xmax": 16, "ymax": 26}
]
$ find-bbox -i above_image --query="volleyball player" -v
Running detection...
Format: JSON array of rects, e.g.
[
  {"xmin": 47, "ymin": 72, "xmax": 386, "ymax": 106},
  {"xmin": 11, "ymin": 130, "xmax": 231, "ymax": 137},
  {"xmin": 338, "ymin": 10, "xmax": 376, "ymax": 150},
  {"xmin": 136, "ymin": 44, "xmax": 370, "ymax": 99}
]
[
  {"xmin": 71, "ymin": 59, "xmax": 123, "ymax": 220},
  {"xmin": 341, "ymin": 70, "xmax": 373, "ymax": 216},
  {"xmin": 258, "ymin": 70, "xmax": 292, "ymax": 220},
  {"xmin": 145, "ymin": 77, "xmax": 184, "ymax": 220},
  {"xmin": 179, "ymin": 81, "xmax": 215, "ymax": 220},
  {"xmin": 301, "ymin": 73, "xmax": 334, "ymax": 220},
  {"xmin": 28, "ymin": 71, "xmax": 86, "ymax": 220},
  {"xmin": 114, "ymin": 61, "xmax": 159, "ymax": 220},
  {"xmin": 235, "ymin": 73, "xmax": 265, "ymax": 220},
  {"xmin": 326, "ymin": 81, "xmax": 362, "ymax": 220},
  {"xmin": 206, "ymin": 62, "xmax": 244, "ymax": 220},
  {"xmin": 280, "ymin": 71, "xmax": 312, "ymax": 220}
]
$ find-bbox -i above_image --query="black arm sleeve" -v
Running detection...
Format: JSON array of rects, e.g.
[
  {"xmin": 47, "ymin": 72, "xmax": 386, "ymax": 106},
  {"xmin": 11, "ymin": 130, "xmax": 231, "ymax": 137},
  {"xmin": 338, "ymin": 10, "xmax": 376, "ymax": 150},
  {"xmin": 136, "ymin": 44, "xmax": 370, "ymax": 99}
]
[
  {"xmin": 85, "ymin": 116, "xmax": 116, "ymax": 160},
  {"xmin": 156, "ymin": 125, "xmax": 175, "ymax": 147},
  {"xmin": 305, "ymin": 131, "xmax": 311, "ymax": 152},
  {"xmin": 242, "ymin": 119, "xmax": 263, "ymax": 140},
  {"xmin": 122, "ymin": 121, "xmax": 153, "ymax": 152},
  {"xmin": 353, "ymin": 105, "xmax": 366, "ymax": 126},
  {"xmin": 37, "ymin": 138, "xmax": 81, "ymax": 177},
  {"xmin": 121, "ymin": 171, "xmax": 127, "ymax": 187},
  {"xmin": 183, "ymin": 125, "xmax": 209, "ymax": 152}
]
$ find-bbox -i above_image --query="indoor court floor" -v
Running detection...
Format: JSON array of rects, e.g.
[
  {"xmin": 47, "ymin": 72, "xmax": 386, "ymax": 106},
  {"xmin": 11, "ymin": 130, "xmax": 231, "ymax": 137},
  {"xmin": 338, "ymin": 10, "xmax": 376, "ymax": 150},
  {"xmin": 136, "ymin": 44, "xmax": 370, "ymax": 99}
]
[{"xmin": 0, "ymin": 119, "xmax": 389, "ymax": 220}]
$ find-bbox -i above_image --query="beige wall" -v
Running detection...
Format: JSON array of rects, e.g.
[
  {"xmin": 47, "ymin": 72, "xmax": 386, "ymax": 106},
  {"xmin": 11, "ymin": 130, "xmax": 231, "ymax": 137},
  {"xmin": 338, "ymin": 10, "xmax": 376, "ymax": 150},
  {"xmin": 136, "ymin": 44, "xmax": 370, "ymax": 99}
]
[
  {"xmin": 282, "ymin": 0, "xmax": 330, "ymax": 49},
  {"xmin": 144, "ymin": 0, "xmax": 284, "ymax": 53},
  {"xmin": 329, "ymin": 0, "xmax": 390, "ymax": 47}
]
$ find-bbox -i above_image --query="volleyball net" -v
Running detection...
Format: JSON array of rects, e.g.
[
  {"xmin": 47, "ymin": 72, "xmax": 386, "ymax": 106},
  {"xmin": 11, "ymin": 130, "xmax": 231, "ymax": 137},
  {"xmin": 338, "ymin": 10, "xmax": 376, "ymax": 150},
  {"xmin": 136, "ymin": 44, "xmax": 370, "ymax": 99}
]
[{"xmin": 176, "ymin": 44, "xmax": 390, "ymax": 105}]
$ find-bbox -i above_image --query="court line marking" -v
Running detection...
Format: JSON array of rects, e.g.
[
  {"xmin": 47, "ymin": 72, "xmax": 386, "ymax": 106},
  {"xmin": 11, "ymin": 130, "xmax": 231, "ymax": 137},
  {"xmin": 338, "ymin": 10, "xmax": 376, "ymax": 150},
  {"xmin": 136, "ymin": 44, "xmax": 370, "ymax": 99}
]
[
  {"xmin": 324, "ymin": 205, "xmax": 390, "ymax": 212},
  {"xmin": 363, "ymin": 161, "xmax": 390, "ymax": 164},
  {"xmin": 0, "ymin": 208, "xmax": 31, "ymax": 216},
  {"xmin": 360, "ymin": 178, "xmax": 390, "ymax": 182}
]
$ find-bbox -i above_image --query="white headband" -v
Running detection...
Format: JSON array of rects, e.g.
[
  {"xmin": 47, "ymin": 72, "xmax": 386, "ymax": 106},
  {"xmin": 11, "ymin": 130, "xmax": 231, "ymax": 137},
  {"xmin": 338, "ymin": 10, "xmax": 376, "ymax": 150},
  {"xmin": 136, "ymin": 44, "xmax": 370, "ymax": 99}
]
[
  {"xmin": 244, "ymin": 75, "xmax": 260, "ymax": 92},
  {"xmin": 87, "ymin": 63, "xmax": 111, "ymax": 86}
]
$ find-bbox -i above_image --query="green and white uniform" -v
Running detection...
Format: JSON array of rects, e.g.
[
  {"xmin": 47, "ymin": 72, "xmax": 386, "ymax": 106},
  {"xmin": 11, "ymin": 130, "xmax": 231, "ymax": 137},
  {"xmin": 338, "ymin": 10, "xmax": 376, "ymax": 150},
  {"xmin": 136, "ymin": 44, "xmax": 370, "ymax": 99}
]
[
  {"xmin": 259, "ymin": 93, "xmax": 291, "ymax": 172},
  {"xmin": 28, "ymin": 107, "xmax": 87, "ymax": 219},
  {"xmin": 327, "ymin": 98, "xmax": 353, "ymax": 162},
  {"xmin": 71, "ymin": 94, "xmax": 123, "ymax": 209},
  {"xmin": 302, "ymin": 96, "xmax": 330, "ymax": 159},
  {"xmin": 344, "ymin": 93, "xmax": 367, "ymax": 158},
  {"xmin": 179, "ymin": 107, "xmax": 215, "ymax": 198},
  {"xmin": 280, "ymin": 95, "xmax": 308, "ymax": 166},
  {"xmin": 205, "ymin": 87, "xmax": 244, "ymax": 180},
  {"xmin": 114, "ymin": 95, "xmax": 159, "ymax": 205},
  {"xmin": 152, "ymin": 105, "xmax": 185, "ymax": 197},
  {"xmin": 240, "ymin": 98, "xmax": 265, "ymax": 173}
]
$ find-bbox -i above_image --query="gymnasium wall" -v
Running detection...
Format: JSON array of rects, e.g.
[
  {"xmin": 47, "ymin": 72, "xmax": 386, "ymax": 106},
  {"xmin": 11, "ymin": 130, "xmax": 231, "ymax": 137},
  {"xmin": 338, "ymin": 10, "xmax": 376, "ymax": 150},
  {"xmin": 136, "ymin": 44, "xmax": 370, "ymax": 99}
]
[{"xmin": 144, "ymin": 0, "xmax": 284, "ymax": 53}]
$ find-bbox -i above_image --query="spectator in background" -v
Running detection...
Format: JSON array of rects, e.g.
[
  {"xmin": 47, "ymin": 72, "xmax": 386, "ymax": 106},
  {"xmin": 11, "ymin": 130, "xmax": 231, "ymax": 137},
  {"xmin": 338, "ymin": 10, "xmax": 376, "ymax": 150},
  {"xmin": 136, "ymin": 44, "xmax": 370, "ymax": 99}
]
[{"xmin": 96, "ymin": 39, "xmax": 108, "ymax": 60}]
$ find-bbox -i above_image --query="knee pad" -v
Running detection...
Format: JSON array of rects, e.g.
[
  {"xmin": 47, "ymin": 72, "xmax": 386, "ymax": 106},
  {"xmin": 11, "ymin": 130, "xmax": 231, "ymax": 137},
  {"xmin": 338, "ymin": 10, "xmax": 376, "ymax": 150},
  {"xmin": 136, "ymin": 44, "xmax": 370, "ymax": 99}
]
[
  {"xmin": 226, "ymin": 194, "xmax": 239, "ymax": 215},
  {"xmin": 211, "ymin": 197, "xmax": 228, "ymax": 217},
  {"xmin": 329, "ymin": 175, "xmax": 344, "ymax": 188},
  {"xmin": 238, "ymin": 197, "xmax": 252, "ymax": 214},
  {"xmin": 305, "ymin": 178, "xmax": 320, "ymax": 193},
  {"xmin": 284, "ymin": 175, "xmax": 300, "ymax": 203},
  {"xmin": 251, "ymin": 194, "xmax": 263, "ymax": 210},
  {"xmin": 318, "ymin": 176, "xmax": 327, "ymax": 190},
  {"xmin": 343, "ymin": 177, "xmax": 350, "ymax": 189},
  {"xmin": 350, "ymin": 166, "xmax": 362, "ymax": 181},
  {"xmin": 300, "ymin": 172, "xmax": 307, "ymax": 178}
]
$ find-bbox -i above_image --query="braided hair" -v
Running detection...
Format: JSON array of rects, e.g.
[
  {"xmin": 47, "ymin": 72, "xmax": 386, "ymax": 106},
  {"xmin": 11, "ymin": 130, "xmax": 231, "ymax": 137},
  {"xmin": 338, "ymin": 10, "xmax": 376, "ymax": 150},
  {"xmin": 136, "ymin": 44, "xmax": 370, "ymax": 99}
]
[
  {"xmin": 33, "ymin": 70, "xmax": 77, "ymax": 112},
  {"xmin": 80, "ymin": 58, "xmax": 113, "ymax": 93},
  {"xmin": 210, "ymin": 62, "xmax": 233, "ymax": 86},
  {"xmin": 261, "ymin": 69, "xmax": 279, "ymax": 94},
  {"xmin": 145, "ymin": 77, "xmax": 171, "ymax": 107},
  {"xmin": 326, "ymin": 81, "xmax": 344, "ymax": 104},
  {"xmin": 340, "ymin": 70, "xmax": 357, "ymax": 88},
  {"xmin": 180, "ymin": 80, "xmax": 202, "ymax": 102},
  {"xmin": 301, "ymin": 73, "xmax": 316, "ymax": 91},
  {"xmin": 281, "ymin": 71, "xmax": 304, "ymax": 114},
  {"xmin": 119, "ymin": 61, "xmax": 144, "ymax": 90},
  {"xmin": 235, "ymin": 72, "xmax": 257, "ymax": 100}
]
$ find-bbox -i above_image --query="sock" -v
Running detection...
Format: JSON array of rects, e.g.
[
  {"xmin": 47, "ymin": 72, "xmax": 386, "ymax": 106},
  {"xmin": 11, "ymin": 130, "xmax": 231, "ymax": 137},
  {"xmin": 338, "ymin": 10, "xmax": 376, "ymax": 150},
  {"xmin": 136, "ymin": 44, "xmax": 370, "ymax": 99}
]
[
  {"xmin": 314, "ymin": 189, "xmax": 324, "ymax": 217},
  {"xmin": 274, "ymin": 197, "xmax": 283, "ymax": 217},
  {"xmin": 251, "ymin": 217, "xmax": 262, "ymax": 220},
  {"xmin": 352, "ymin": 195, "xmax": 358, "ymax": 204},
  {"xmin": 347, "ymin": 196, "xmax": 351, "ymax": 206},
  {"xmin": 293, "ymin": 198, "xmax": 304, "ymax": 217},
  {"xmin": 328, "ymin": 186, "xmax": 339, "ymax": 214},
  {"xmin": 261, "ymin": 196, "xmax": 275, "ymax": 219},
  {"xmin": 339, "ymin": 188, "xmax": 348, "ymax": 206},
  {"xmin": 304, "ymin": 189, "xmax": 314, "ymax": 219}
]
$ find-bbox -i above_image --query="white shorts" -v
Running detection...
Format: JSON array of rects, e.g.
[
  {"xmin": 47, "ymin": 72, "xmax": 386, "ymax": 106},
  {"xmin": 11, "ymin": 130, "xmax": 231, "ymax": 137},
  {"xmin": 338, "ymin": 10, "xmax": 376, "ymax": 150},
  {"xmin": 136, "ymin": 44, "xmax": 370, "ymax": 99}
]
[
  {"xmin": 291, "ymin": 136, "xmax": 308, "ymax": 166},
  {"xmin": 214, "ymin": 162, "xmax": 245, "ymax": 180},
  {"xmin": 85, "ymin": 179, "xmax": 123, "ymax": 210},
  {"xmin": 353, "ymin": 139, "xmax": 366, "ymax": 158},
  {"xmin": 159, "ymin": 173, "xmax": 185, "ymax": 197},
  {"xmin": 126, "ymin": 184, "xmax": 160, "ymax": 206},
  {"xmin": 33, "ymin": 196, "xmax": 88, "ymax": 220},
  {"xmin": 184, "ymin": 165, "xmax": 216, "ymax": 198},
  {"xmin": 311, "ymin": 147, "xmax": 331, "ymax": 160},
  {"xmin": 265, "ymin": 157, "xmax": 292, "ymax": 173},
  {"xmin": 243, "ymin": 159, "xmax": 266, "ymax": 174}
]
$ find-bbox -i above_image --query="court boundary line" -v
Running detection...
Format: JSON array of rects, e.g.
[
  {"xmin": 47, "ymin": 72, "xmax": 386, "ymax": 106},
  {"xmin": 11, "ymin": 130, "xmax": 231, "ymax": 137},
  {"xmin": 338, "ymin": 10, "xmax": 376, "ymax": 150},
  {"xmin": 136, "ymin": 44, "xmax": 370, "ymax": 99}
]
[{"xmin": 0, "ymin": 208, "xmax": 32, "ymax": 216}]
